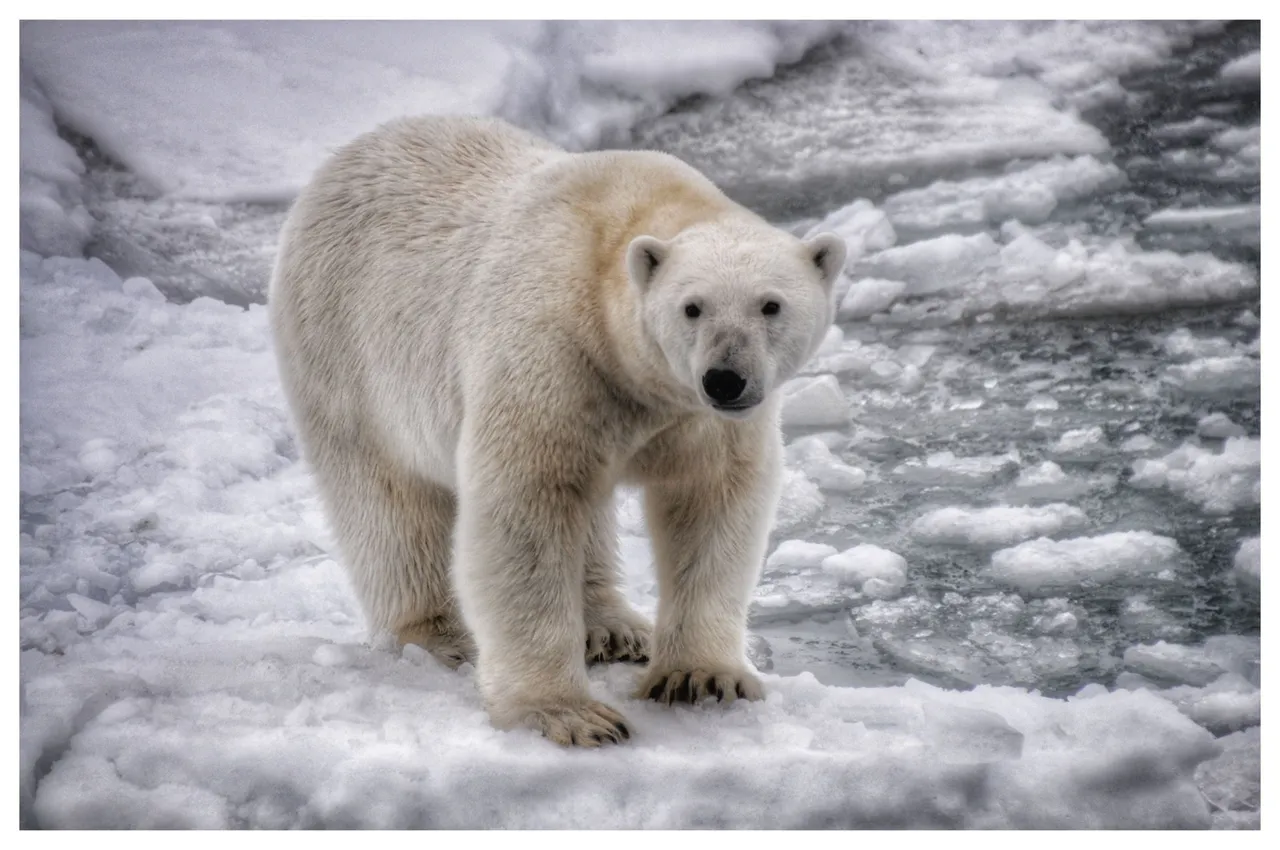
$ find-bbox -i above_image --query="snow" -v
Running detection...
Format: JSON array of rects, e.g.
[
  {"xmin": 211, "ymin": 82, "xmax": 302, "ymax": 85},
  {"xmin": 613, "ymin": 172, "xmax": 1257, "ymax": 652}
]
[
  {"xmin": 1197, "ymin": 412, "xmax": 1247, "ymax": 440},
  {"xmin": 1006, "ymin": 461, "xmax": 1100, "ymax": 503},
  {"xmin": 1232, "ymin": 538, "xmax": 1260, "ymax": 587},
  {"xmin": 780, "ymin": 375, "xmax": 849, "ymax": 429},
  {"xmin": 20, "ymin": 73, "xmax": 93, "ymax": 257},
  {"xmin": 1129, "ymin": 438, "xmax": 1260, "ymax": 515},
  {"xmin": 766, "ymin": 540, "xmax": 838, "ymax": 570},
  {"xmin": 1025, "ymin": 395, "xmax": 1059, "ymax": 411},
  {"xmin": 858, "ymin": 233, "xmax": 999, "ymax": 298},
  {"xmin": 1119, "ymin": 434, "xmax": 1158, "ymax": 454},
  {"xmin": 850, "ymin": 223, "xmax": 1256, "ymax": 321},
  {"xmin": 1162, "ymin": 327, "xmax": 1240, "ymax": 361},
  {"xmin": 1051, "ymin": 426, "xmax": 1108, "ymax": 459},
  {"xmin": 804, "ymin": 198, "xmax": 897, "ymax": 262},
  {"xmin": 1196, "ymin": 728, "xmax": 1259, "ymax": 829},
  {"xmin": 1163, "ymin": 356, "xmax": 1260, "ymax": 396},
  {"xmin": 1117, "ymin": 636, "xmax": 1260, "ymax": 738},
  {"xmin": 1145, "ymin": 204, "xmax": 1260, "ymax": 232},
  {"xmin": 784, "ymin": 436, "xmax": 866, "ymax": 492},
  {"xmin": 21, "ymin": 638, "xmax": 1224, "ymax": 828},
  {"xmin": 771, "ymin": 469, "xmax": 825, "ymax": 534},
  {"xmin": 985, "ymin": 532, "xmax": 1183, "ymax": 596},
  {"xmin": 1212, "ymin": 124, "xmax": 1260, "ymax": 152},
  {"xmin": 19, "ymin": 21, "xmax": 843, "ymax": 201},
  {"xmin": 821, "ymin": 545, "xmax": 908, "ymax": 599},
  {"xmin": 1123, "ymin": 641, "xmax": 1229, "ymax": 687},
  {"xmin": 911, "ymin": 504, "xmax": 1088, "ymax": 548},
  {"xmin": 1219, "ymin": 50, "xmax": 1260, "ymax": 84},
  {"xmin": 880, "ymin": 154, "xmax": 1126, "ymax": 236},
  {"xmin": 838, "ymin": 279, "xmax": 908, "ymax": 320},
  {"xmin": 894, "ymin": 450, "xmax": 1018, "ymax": 487},
  {"xmin": 1151, "ymin": 115, "xmax": 1230, "ymax": 141}
]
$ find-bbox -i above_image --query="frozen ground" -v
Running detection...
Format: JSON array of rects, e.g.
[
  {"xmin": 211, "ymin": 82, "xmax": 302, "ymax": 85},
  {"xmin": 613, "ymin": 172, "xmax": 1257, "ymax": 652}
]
[{"xmin": 19, "ymin": 21, "xmax": 1260, "ymax": 829}]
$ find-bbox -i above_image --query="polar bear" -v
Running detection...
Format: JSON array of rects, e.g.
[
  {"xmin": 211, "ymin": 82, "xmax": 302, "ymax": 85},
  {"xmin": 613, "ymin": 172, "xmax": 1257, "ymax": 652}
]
[{"xmin": 269, "ymin": 116, "xmax": 845, "ymax": 746}]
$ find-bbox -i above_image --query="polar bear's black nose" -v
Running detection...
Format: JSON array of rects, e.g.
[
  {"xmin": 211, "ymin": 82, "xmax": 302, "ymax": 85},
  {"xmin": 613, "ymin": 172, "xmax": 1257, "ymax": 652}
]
[{"xmin": 702, "ymin": 369, "xmax": 747, "ymax": 405}]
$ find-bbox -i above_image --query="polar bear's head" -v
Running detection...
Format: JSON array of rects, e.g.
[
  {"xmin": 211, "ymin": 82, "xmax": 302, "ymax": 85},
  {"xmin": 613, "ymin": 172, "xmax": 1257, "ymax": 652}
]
[{"xmin": 627, "ymin": 221, "xmax": 846, "ymax": 420}]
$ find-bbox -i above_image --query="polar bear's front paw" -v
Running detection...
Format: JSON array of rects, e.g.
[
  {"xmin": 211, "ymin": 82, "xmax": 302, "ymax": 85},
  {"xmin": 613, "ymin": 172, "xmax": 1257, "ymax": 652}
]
[
  {"xmin": 637, "ymin": 666, "xmax": 764, "ymax": 706},
  {"xmin": 584, "ymin": 610, "xmax": 652, "ymax": 664},
  {"xmin": 521, "ymin": 700, "xmax": 633, "ymax": 747}
]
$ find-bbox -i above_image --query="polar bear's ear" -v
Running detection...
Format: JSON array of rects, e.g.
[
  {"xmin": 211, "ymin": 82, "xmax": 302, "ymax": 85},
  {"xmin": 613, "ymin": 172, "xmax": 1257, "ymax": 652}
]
[
  {"xmin": 804, "ymin": 232, "xmax": 848, "ymax": 291},
  {"xmin": 626, "ymin": 235, "xmax": 669, "ymax": 293}
]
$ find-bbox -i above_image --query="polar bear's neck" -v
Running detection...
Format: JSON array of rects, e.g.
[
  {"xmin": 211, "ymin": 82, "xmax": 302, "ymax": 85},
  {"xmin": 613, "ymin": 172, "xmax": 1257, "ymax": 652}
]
[{"xmin": 556, "ymin": 152, "xmax": 748, "ymax": 414}]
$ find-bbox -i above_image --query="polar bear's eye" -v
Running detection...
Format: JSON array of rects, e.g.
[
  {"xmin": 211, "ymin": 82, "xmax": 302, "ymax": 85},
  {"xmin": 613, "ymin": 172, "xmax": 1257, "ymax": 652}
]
[
  {"xmin": 684, "ymin": 303, "xmax": 702, "ymax": 319},
  {"xmin": 761, "ymin": 301, "xmax": 781, "ymax": 316}
]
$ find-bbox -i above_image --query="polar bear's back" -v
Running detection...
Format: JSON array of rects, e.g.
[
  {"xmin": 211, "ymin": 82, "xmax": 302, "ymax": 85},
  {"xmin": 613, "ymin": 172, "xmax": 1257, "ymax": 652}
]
[
  {"xmin": 270, "ymin": 116, "xmax": 564, "ymax": 479},
  {"xmin": 286, "ymin": 115, "xmax": 560, "ymax": 257}
]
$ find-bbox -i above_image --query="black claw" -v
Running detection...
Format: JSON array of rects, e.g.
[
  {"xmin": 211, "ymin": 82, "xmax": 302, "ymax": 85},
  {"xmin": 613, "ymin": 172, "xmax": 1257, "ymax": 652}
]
[
  {"xmin": 674, "ymin": 674, "xmax": 693, "ymax": 703},
  {"xmin": 617, "ymin": 722, "xmax": 630, "ymax": 740},
  {"xmin": 648, "ymin": 678, "xmax": 668, "ymax": 701},
  {"xmin": 706, "ymin": 676, "xmax": 719, "ymax": 699},
  {"xmin": 735, "ymin": 682, "xmax": 745, "ymax": 699}
]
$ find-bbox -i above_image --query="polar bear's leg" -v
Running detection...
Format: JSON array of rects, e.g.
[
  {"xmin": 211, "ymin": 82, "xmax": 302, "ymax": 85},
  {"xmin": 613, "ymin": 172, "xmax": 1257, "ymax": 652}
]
[
  {"xmin": 635, "ymin": 431, "xmax": 782, "ymax": 705},
  {"xmin": 309, "ymin": 430, "xmax": 474, "ymax": 668},
  {"xmin": 453, "ymin": 415, "xmax": 631, "ymax": 746},
  {"xmin": 582, "ymin": 499, "xmax": 652, "ymax": 664}
]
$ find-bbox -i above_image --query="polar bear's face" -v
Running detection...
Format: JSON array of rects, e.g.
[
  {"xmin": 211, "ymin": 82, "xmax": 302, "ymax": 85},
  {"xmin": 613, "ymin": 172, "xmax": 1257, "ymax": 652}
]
[{"xmin": 627, "ymin": 224, "xmax": 846, "ymax": 420}]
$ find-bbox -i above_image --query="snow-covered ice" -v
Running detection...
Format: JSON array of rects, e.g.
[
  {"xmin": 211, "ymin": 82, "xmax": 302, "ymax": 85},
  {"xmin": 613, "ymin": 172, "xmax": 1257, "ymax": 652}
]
[
  {"xmin": 1163, "ymin": 356, "xmax": 1260, "ymax": 396},
  {"xmin": 771, "ymin": 469, "xmax": 825, "ymax": 534},
  {"xmin": 805, "ymin": 197, "xmax": 897, "ymax": 261},
  {"xmin": 766, "ymin": 540, "xmax": 838, "ymax": 570},
  {"xmin": 20, "ymin": 73, "xmax": 92, "ymax": 257},
  {"xmin": 1050, "ymin": 426, "xmax": 1109, "ymax": 460},
  {"xmin": 911, "ymin": 504, "xmax": 1088, "ymax": 548},
  {"xmin": 1005, "ymin": 461, "xmax": 1106, "ymax": 504},
  {"xmin": 21, "ymin": 639, "xmax": 1225, "ymax": 828},
  {"xmin": 821, "ymin": 545, "xmax": 908, "ymax": 599},
  {"xmin": 894, "ymin": 451, "xmax": 1019, "ymax": 487},
  {"xmin": 838, "ymin": 278, "xmax": 907, "ymax": 320},
  {"xmin": 1232, "ymin": 538, "xmax": 1260, "ymax": 588},
  {"xmin": 985, "ymin": 532, "xmax": 1183, "ymax": 596},
  {"xmin": 848, "ymin": 223, "xmax": 1257, "ymax": 322},
  {"xmin": 880, "ymin": 154, "xmax": 1126, "ymax": 236},
  {"xmin": 1196, "ymin": 727, "xmax": 1260, "ymax": 829},
  {"xmin": 1129, "ymin": 438, "xmax": 1260, "ymax": 515},
  {"xmin": 20, "ymin": 21, "xmax": 844, "ymax": 200},
  {"xmin": 1197, "ymin": 412, "xmax": 1247, "ymax": 440},
  {"xmin": 780, "ymin": 375, "xmax": 849, "ymax": 429},
  {"xmin": 1145, "ymin": 204, "xmax": 1260, "ymax": 232},
  {"xmin": 784, "ymin": 437, "xmax": 866, "ymax": 492},
  {"xmin": 1123, "ymin": 641, "xmax": 1232, "ymax": 687},
  {"xmin": 1218, "ymin": 50, "xmax": 1260, "ymax": 84}
]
